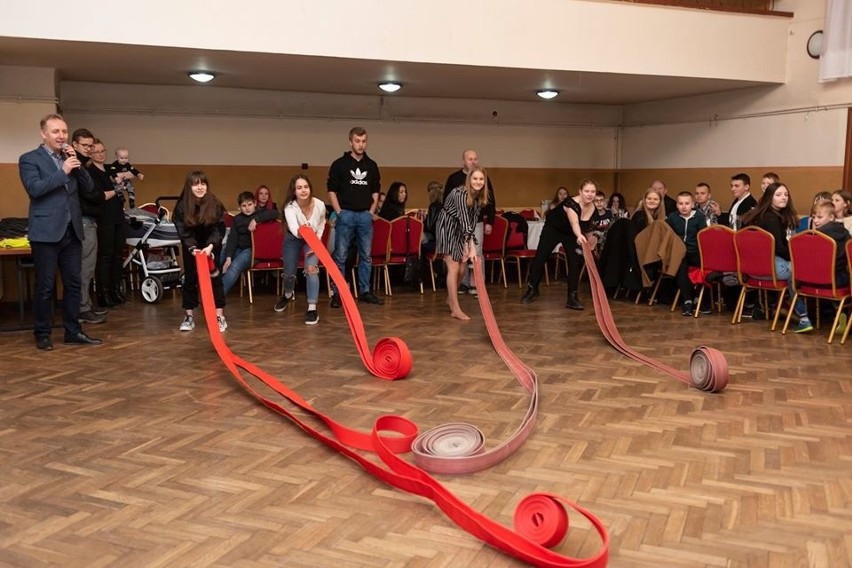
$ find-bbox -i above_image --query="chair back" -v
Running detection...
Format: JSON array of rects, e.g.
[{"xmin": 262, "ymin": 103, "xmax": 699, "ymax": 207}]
[
  {"xmin": 518, "ymin": 209, "xmax": 538, "ymax": 221},
  {"xmin": 388, "ymin": 217, "xmax": 423, "ymax": 263},
  {"xmin": 789, "ymin": 230, "xmax": 838, "ymax": 292},
  {"xmin": 482, "ymin": 215, "xmax": 508, "ymax": 259},
  {"xmin": 734, "ymin": 226, "xmax": 782, "ymax": 285},
  {"xmin": 698, "ymin": 225, "xmax": 737, "ymax": 273},
  {"xmin": 370, "ymin": 218, "xmax": 392, "ymax": 265},
  {"xmin": 224, "ymin": 212, "xmax": 235, "ymax": 229},
  {"xmin": 504, "ymin": 218, "xmax": 528, "ymax": 251},
  {"xmin": 251, "ymin": 221, "xmax": 284, "ymax": 266}
]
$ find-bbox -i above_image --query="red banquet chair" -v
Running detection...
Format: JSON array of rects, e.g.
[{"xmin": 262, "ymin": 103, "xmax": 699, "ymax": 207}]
[
  {"xmin": 843, "ymin": 239, "xmax": 852, "ymax": 345},
  {"xmin": 689, "ymin": 225, "xmax": 737, "ymax": 318},
  {"xmin": 387, "ymin": 217, "xmax": 424, "ymax": 295},
  {"xmin": 782, "ymin": 230, "xmax": 851, "ymax": 343},
  {"xmin": 504, "ymin": 216, "xmax": 546, "ymax": 288},
  {"xmin": 481, "ymin": 214, "xmax": 508, "ymax": 288},
  {"xmin": 732, "ymin": 226, "xmax": 788, "ymax": 330},
  {"xmin": 247, "ymin": 220, "xmax": 284, "ymax": 304},
  {"xmin": 518, "ymin": 209, "xmax": 539, "ymax": 221},
  {"xmin": 352, "ymin": 218, "xmax": 391, "ymax": 296}
]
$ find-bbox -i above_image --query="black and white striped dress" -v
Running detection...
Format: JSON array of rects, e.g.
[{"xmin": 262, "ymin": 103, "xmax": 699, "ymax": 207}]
[{"xmin": 435, "ymin": 186, "xmax": 480, "ymax": 262}]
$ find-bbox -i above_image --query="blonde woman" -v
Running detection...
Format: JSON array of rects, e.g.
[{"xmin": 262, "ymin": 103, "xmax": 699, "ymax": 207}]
[
  {"xmin": 435, "ymin": 167, "xmax": 489, "ymax": 320},
  {"xmin": 631, "ymin": 187, "xmax": 664, "ymax": 232}
]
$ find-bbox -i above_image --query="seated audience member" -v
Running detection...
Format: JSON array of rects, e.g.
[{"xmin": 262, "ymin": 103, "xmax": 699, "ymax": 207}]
[
  {"xmin": 760, "ymin": 172, "xmax": 780, "ymax": 193},
  {"xmin": 666, "ymin": 192, "xmax": 706, "ymax": 315},
  {"xmin": 793, "ymin": 201, "xmax": 850, "ymax": 335},
  {"xmin": 221, "ymin": 191, "xmax": 280, "ymax": 295},
  {"xmin": 378, "ymin": 181, "xmax": 407, "ymax": 221},
  {"xmin": 812, "ymin": 201, "xmax": 850, "ymax": 286},
  {"xmin": 608, "ymin": 192, "xmax": 629, "ymax": 219},
  {"xmin": 797, "ymin": 191, "xmax": 833, "ymax": 232},
  {"xmin": 694, "ymin": 182, "xmax": 719, "ymax": 226},
  {"xmin": 718, "ymin": 173, "xmax": 756, "ymax": 230},
  {"xmin": 631, "ymin": 187, "xmax": 664, "ymax": 232},
  {"xmin": 549, "ymin": 186, "xmax": 569, "ymax": 210},
  {"xmin": 651, "ymin": 179, "xmax": 677, "ymax": 216},
  {"xmin": 422, "ymin": 181, "xmax": 444, "ymax": 255},
  {"xmin": 372, "ymin": 191, "xmax": 387, "ymax": 220},
  {"xmin": 741, "ymin": 182, "xmax": 811, "ymax": 332},
  {"xmin": 590, "ymin": 190, "xmax": 613, "ymax": 255},
  {"xmin": 831, "ymin": 189, "xmax": 852, "ymax": 236},
  {"xmin": 255, "ymin": 184, "xmax": 277, "ymax": 211},
  {"xmin": 275, "ymin": 174, "xmax": 326, "ymax": 325}
]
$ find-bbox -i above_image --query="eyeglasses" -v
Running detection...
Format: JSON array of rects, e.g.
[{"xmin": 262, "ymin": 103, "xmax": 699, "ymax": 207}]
[
  {"xmin": 90, "ymin": 149, "xmax": 106, "ymax": 154},
  {"xmin": 77, "ymin": 143, "xmax": 95, "ymax": 149}
]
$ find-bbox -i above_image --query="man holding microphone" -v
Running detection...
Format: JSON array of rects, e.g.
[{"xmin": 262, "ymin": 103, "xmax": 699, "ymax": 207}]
[{"xmin": 19, "ymin": 113, "xmax": 103, "ymax": 350}]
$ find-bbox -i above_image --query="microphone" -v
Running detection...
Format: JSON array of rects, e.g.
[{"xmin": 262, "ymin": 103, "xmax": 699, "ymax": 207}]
[{"xmin": 61, "ymin": 143, "xmax": 80, "ymax": 169}]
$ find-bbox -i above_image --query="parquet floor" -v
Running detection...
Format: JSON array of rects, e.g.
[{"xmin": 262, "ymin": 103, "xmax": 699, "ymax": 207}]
[{"xmin": 0, "ymin": 280, "xmax": 850, "ymax": 568}]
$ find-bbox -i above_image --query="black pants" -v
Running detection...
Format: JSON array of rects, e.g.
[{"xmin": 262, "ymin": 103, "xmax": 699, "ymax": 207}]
[
  {"xmin": 674, "ymin": 252, "xmax": 701, "ymax": 303},
  {"xmin": 97, "ymin": 221, "xmax": 125, "ymax": 292},
  {"xmin": 182, "ymin": 246, "xmax": 226, "ymax": 310},
  {"xmin": 528, "ymin": 226, "xmax": 584, "ymax": 295},
  {"xmin": 31, "ymin": 224, "xmax": 82, "ymax": 338}
]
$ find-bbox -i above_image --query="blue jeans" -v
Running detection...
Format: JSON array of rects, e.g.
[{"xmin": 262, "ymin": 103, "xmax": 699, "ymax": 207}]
[
  {"xmin": 221, "ymin": 247, "xmax": 252, "ymax": 295},
  {"xmin": 774, "ymin": 256, "xmax": 808, "ymax": 318},
  {"xmin": 283, "ymin": 233, "xmax": 319, "ymax": 303},
  {"xmin": 332, "ymin": 209, "xmax": 373, "ymax": 294}
]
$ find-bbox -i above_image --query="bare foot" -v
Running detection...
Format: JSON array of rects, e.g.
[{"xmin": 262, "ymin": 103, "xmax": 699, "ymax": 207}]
[{"xmin": 450, "ymin": 310, "xmax": 470, "ymax": 321}]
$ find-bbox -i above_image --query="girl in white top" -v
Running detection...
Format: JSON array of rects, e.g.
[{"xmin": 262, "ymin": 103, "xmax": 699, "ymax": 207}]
[{"xmin": 274, "ymin": 174, "xmax": 327, "ymax": 325}]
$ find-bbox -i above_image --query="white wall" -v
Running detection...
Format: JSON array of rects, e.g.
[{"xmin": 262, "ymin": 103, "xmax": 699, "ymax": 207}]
[
  {"xmin": 621, "ymin": 0, "xmax": 852, "ymax": 169},
  {"xmin": 1, "ymin": 0, "xmax": 788, "ymax": 83},
  {"xmin": 0, "ymin": 66, "xmax": 57, "ymax": 162}
]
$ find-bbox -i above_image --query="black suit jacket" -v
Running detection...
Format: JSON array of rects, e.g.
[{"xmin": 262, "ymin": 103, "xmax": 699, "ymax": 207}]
[
  {"xmin": 19, "ymin": 145, "xmax": 95, "ymax": 243},
  {"xmin": 719, "ymin": 194, "xmax": 757, "ymax": 228}
]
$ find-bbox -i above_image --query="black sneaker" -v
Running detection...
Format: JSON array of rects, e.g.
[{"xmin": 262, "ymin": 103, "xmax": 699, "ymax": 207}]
[
  {"xmin": 458, "ymin": 283, "xmax": 470, "ymax": 294},
  {"xmin": 468, "ymin": 287, "xmax": 478, "ymax": 296},
  {"xmin": 681, "ymin": 301, "xmax": 695, "ymax": 316},
  {"xmin": 274, "ymin": 296, "xmax": 292, "ymax": 313},
  {"xmin": 305, "ymin": 310, "xmax": 319, "ymax": 326},
  {"xmin": 330, "ymin": 294, "xmax": 342, "ymax": 309},
  {"xmin": 78, "ymin": 310, "xmax": 106, "ymax": 324},
  {"xmin": 699, "ymin": 302, "xmax": 712, "ymax": 315},
  {"xmin": 358, "ymin": 292, "xmax": 384, "ymax": 305}
]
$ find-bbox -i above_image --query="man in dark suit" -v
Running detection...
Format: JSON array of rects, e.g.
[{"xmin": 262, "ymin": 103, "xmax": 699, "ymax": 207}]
[
  {"xmin": 651, "ymin": 179, "xmax": 677, "ymax": 216},
  {"xmin": 19, "ymin": 113, "xmax": 103, "ymax": 350},
  {"xmin": 716, "ymin": 173, "xmax": 757, "ymax": 230}
]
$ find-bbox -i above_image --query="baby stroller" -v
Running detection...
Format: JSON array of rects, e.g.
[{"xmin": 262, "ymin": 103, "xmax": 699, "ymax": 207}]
[{"xmin": 123, "ymin": 197, "xmax": 182, "ymax": 303}]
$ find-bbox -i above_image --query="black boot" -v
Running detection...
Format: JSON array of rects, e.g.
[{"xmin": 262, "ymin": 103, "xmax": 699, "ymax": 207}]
[
  {"xmin": 112, "ymin": 285, "xmax": 127, "ymax": 304},
  {"xmin": 566, "ymin": 291, "xmax": 584, "ymax": 310},
  {"xmin": 520, "ymin": 285, "xmax": 540, "ymax": 304}
]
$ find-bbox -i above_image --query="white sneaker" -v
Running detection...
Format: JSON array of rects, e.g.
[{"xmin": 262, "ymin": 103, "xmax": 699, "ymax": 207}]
[
  {"xmin": 217, "ymin": 316, "xmax": 228, "ymax": 332},
  {"xmin": 179, "ymin": 315, "xmax": 195, "ymax": 331}
]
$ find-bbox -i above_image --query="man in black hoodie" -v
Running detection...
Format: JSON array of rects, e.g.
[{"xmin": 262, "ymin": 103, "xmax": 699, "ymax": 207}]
[{"xmin": 327, "ymin": 126, "xmax": 383, "ymax": 307}]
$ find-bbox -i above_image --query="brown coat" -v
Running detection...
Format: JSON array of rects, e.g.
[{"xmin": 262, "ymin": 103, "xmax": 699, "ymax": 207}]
[{"xmin": 634, "ymin": 221, "xmax": 686, "ymax": 287}]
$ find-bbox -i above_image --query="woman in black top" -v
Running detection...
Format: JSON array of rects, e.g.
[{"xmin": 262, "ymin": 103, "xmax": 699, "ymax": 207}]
[
  {"xmin": 521, "ymin": 179, "xmax": 598, "ymax": 310},
  {"xmin": 86, "ymin": 140, "xmax": 125, "ymax": 307},
  {"xmin": 631, "ymin": 187, "xmax": 663, "ymax": 233},
  {"xmin": 378, "ymin": 181, "xmax": 407, "ymax": 221},
  {"xmin": 741, "ymin": 182, "xmax": 811, "ymax": 331}
]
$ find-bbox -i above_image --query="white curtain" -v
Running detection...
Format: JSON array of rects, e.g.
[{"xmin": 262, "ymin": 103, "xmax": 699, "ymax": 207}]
[{"xmin": 820, "ymin": 0, "xmax": 852, "ymax": 81}]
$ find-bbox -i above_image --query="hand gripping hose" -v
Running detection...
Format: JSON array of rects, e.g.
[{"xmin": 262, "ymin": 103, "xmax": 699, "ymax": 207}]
[
  {"xmin": 193, "ymin": 246, "xmax": 610, "ymax": 567},
  {"xmin": 580, "ymin": 241, "xmax": 729, "ymax": 392}
]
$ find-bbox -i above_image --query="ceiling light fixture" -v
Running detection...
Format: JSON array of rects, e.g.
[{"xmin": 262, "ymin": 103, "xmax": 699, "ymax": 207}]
[
  {"xmin": 378, "ymin": 82, "xmax": 403, "ymax": 93},
  {"xmin": 536, "ymin": 89, "xmax": 559, "ymax": 100},
  {"xmin": 188, "ymin": 71, "xmax": 216, "ymax": 83}
]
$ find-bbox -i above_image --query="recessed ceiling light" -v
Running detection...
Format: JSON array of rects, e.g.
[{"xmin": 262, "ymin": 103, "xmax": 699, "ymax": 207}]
[
  {"xmin": 188, "ymin": 71, "xmax": 216, "ymax": 83},
  {"xmin": 536, "ymin": 89, "xmax": 559, "ymax": 100},
  {"xmin": 378, "ymin": 82, "xmax": 403, "ymax": 93}
]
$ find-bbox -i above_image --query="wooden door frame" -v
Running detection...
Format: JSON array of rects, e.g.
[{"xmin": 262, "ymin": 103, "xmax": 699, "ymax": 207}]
[{"xmin": 844, "ymin": 108, "xmax": 852, "ymax": 191}]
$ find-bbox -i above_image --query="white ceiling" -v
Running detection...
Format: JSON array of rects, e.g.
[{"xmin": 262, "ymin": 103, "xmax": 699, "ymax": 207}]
[{"xmin": 0, "ymin": 37, "xmax": 772, "ymax": 105}]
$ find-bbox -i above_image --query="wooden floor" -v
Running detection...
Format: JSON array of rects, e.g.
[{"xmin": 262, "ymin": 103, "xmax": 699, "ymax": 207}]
[{"xmin": 1, "ymin": 280, "xmax": 850, "ymax": 568}]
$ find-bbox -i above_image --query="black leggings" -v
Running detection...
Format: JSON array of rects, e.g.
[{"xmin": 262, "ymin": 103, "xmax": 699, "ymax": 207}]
[
  {"xmin": 182, "ymin": 246, "xmax": 226, "ymax": 310},
  {"xmin": 97, "ymin": 221, "xmax": 125, "ymax": 291},
  {"xmin": 528, "ymin": 226, "xmax": 584, "ymax": 295}
]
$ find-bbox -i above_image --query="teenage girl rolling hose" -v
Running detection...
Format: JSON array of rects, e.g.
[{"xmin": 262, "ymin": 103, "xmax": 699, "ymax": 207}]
[
  {"xmin": 435, "ymin": 166, "xmax": 489, "ymax": 321},
  {"xmin": 173, "ymin": 170, "xmax": 228, "ymax": 332}
]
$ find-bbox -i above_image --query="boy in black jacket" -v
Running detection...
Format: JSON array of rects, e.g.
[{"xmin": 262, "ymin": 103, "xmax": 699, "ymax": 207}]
[
  {"xmin": 666, "ymin": 192, "xmax": 706, "ymax": 316},
  {"xmin": 221, "ymin": 191, "xmax": 279, "ymax": 294}
]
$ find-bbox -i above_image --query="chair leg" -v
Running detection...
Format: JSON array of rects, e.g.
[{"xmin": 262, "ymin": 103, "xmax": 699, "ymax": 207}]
[
  {"xmin": 648, "ymin": 274, "xmax": 663, "ymax": 306},
  {"xmin": 500, "ymin": 260, "xmax": 507, "ymax": 288},
  {"xmin": 516, "ymin": 261, "xmax": 523, "ymax": 289},
  {"xmin": 248, "ymin": 271, "xmax": 254, "ymax": 304},
  {"xmin": 827, "ymin": 298, "xmax": 846, "ymax": 344},
  {"xmin": 670, "ymin": 289, "xmax": 681, "ymax": 312},
  {"xmin": 732, "ymin": 287, "xmax": 746, "ymax": 324},
  {"xmin": 775, "ymin": 290, "xmax": 790, "ymax": 332},
  {"xmin": 429, "ymin": 258, "xmax": 437, "ymax": 292},
  {"xmin": 693, "ymin": 287, "xmax": 705, "ymax": 318},
  {"xmin": 841, "ymin": 304, "xmax": 852, "ymax": 345}
]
